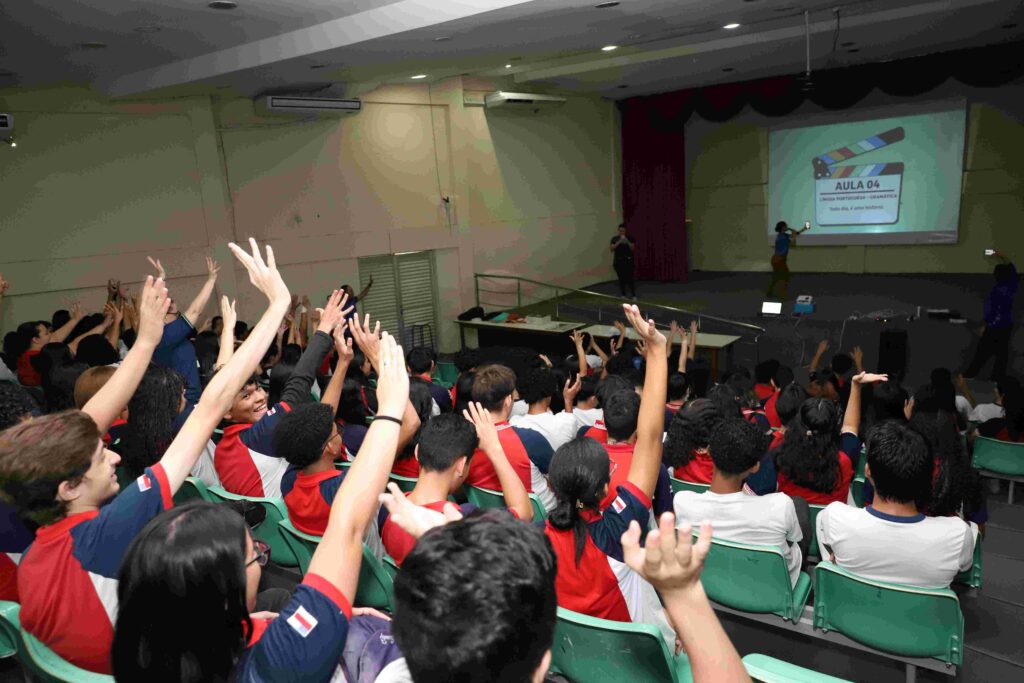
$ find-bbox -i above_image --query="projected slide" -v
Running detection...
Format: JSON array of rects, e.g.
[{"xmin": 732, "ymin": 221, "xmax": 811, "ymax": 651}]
[{"xmin": 769, "ymin": 107, "xmax": 966, "ymax": 245}]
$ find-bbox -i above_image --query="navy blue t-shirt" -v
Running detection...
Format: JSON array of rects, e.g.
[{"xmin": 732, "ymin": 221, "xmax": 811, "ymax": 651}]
[{"xmin": 153, "ymin": 316, "xmax": 201, "ymax": 403}]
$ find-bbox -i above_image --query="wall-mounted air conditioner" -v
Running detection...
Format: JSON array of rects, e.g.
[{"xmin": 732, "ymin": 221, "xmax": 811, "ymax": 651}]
[
  {"xmin": 259, "ymin": 96, "xmax": 361, "ymax": 116},
  {"xmin": 483, "ymin": 91, "xmax": 567, "ymax": 111}
]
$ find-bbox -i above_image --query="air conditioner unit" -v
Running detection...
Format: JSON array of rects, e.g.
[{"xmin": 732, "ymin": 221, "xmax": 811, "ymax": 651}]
[
  {"xmin": 0, "ymin": 114, "xmax": 11, "ymax": 131},
  {"xmin": 259, "ymin": 96, "xmax": 361, "ymax": 116},
  {"xmin": 484, "ymin": 91, "xmax": 566, "ymax": 111}
]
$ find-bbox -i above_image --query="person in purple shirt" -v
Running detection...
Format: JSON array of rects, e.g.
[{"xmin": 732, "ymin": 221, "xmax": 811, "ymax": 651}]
[
  {"xmin": 147, "ymin": 256, "xmax": 219, "ymax": 404},
  {"xmin": 964, "ymin": 249, "xmax": 1018, "ymax": 381}
]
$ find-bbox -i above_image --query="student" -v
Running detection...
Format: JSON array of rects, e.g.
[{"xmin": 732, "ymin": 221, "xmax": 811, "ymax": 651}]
[
  {"xmin": 392, "ymin": 378, "xmax": 433, "ymax": 478},
  {"xmin": 509, "ymin": 367, "xmax": 582, "ymax": 452},
  {"xmin": 544, "ymin": 304, "xmax": 673, "ymax": 639},
  {"xmin": 112, "ymin": 327, "xmax": 410, "ymax": 681},
  {"xmin": 0, "ymin": 241, "xmax": 290, "ymax": 673},
  {"xmin": 0, "ymin": 382, "xmax": 38, "ymax": 603},
  {"xmin": 339, "ymin": 277, "xmax": 374, "ymax": 325},
  {"xmin": 381, "ymin": 404, "xmax": 532, "ymax": 565},
  {"xmin": 762, "ymin": 365, "xmax": 794, "ymax": 428},
  {"xmin": 817, "ymin": 421, "xmax": 977, "ymax": 588},
  {"xmin": 976, "ymin": 377, "xmax": 1024, "ymax": 443},
  {"xmin": 147, "ymin": 256, "xmax": 219, "ymax": 404},
  {"xmin": 14, "ymin": 308, "xmax": 84, "ymax": 386},
  {"xmin": 571, "ymin": 375, "xmax": 602, "ymax": 427},
  {"xmin": 663, "ymin": 399, "xmax": 721, "ymax": 484},
  {"xmin": 576, "ymin": 374, "xmax": 633, "ymax": 442},
  {"xmin": 338, "ymin": 377, "xmax": 375, "ymax": 459},
  {"xmin": 214, "ymin": 289, "xmax": 350, "ymax": 498},
  {"xmin": 956, "ymin": 374, "xmax": 1012, "ymax": 425},
  {"xmin": 776, "ymin": 372, "xmax": 884, "ymax": 505},
  {"xmin": 964, "ymin": 249, "xmax": 1017, "ymax": 381},
  {"xmin": 767, "ymin": 383, "xmax": 806, "ymax": 450},
  {"xmin": 407, "ymin": 346, "xmax": 453, "ymax": 414},
  {"xmin": 674, "ymin": 418, "xmax": 806, "ymax": 586},
  {"xmin": 600, "ymin": 389, "xmax": 673, "ymax": 514},
  {"xmin": 464, "ymin": 364, "xmax": 555, "ymax": 512},
  {"xmin": 754, "ymin": 360, "xmax": 780, "ymax": 404},
  {"xmin": 666, "ymin": 372, "xmax": 690, "ymax": 414}
]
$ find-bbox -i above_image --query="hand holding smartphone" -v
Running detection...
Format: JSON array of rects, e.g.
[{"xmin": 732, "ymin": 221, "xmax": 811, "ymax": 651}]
[{"xmin": 984, "ymin": 249, "xmax": 995, "ymax": 256}]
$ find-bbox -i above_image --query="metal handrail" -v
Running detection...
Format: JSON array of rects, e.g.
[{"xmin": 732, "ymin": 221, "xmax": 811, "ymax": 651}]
[{"xmin": 473, "ymin": 272, "xmax": 766, "ymax": 335}]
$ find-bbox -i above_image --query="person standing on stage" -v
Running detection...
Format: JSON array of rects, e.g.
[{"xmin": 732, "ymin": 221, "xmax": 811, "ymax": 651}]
[
  {"xmin": 766, "ymin": 221, "xmax": 809, "ymax": 301},
  {"xmin": 964, "ymin": 249, "xmax": 1018, "ymax": 381},
  {"xmin": 610, "ymin": 223, "xmax": 637, "ymax": 300}
]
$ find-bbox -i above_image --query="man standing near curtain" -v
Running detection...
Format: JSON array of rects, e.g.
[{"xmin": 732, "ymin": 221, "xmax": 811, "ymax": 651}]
[{"xmin": 610, "ymin": 223, "xmax": 637, "ymax": 300}]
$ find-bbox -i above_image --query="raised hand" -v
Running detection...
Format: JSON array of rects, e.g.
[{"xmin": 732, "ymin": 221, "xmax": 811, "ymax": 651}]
[
  {"xmin": 816, "ymin": 339, "xmax": 829, "ymax": 355},
  {"xmin": 316, "ymin": 289, "xmax": 352, "ymax": 334},
  {"xmin": 0, "ymin": 273, "xmax": 8, "ymax": 296},
  {"xmin": 334, "ymin": 325, "xmax": 354, "ymax": 363},
  {"xmin": 852, "ymin": 371, "xmax": 888, "ymax": 385},
  {"xmin": 136, "ymin": 276, "xmax": 170, "ymax": 348},
  {"xmin": 563, "ymin": 374, "xmax": 582, "ymax": 405},
  {"xmin": 106, "ymin": 279, "xmax": 119, "ymax": 301},
  {"xmin": 374, "ymin": 331, "xmax": 409, "ymax": 418},
  {"xmin": 379, "ymin": 482, "xmax": 462, "ymax": 540},
  {"xmin": 614, "ymin": 320, "xmax": 626, "ymax": 336},
  {"xmin": 146, "ymin": 256, "xmax": 166, "ymax": 280},
  {"xmin": 689, "ymin": 320, "xmax": 698, "ymax": 336},
  {"xmin": 220, "ymin": 296, "xmax": 238, "ymax": 332},
  {"xmin": 851, "ymin": 345, "xmax": 864, "ymax": 367},
  {"xmin": 464, "ymin": 401, "xmax": 501, "ymax": 455},
  {"xmin": 205, "ymin": 256, "xmax": 220, "ymax": 281},
  {"xmin": 621, "ymin": 512, "xmax": 712, "ymax": 597},
  {"xmin": 227, "ymin": 238, "xmax": 289, "ymax": 306},
  {"xmin": 69, "ymin": 302, "xmax": 84, "ymax": 320},
  {"xmin": 570, "ymin": 329, "xmax": 585, "ymax": 348},
  {"xmin": 636, "ymin": 338, "xmax": 648, "ymax": 358},
  {"xmin": 350, "ymin": 313, "xmax": 382, "ymax": 369},
  {"xmin": 104, "ymin": 301, "xmax": 124, "ymax": 325},
  {"xmin": 622, "ymin": 303, "xmax": 666, "ymax": 349}
]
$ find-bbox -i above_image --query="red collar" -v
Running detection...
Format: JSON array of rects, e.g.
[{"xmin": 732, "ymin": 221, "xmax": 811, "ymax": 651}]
[
  {"xmin": 36, "ymin": 510, "xmax": 100, "ymax": 542},
  {"xmin": 296, "ymin": 469, "xmax": 342, "ymax": 486}
]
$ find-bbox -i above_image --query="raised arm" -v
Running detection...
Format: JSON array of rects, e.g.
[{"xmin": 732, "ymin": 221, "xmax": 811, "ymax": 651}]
[
  {"xmin": 103, "ymin": 301, "xmax": 124, "ymax": 350},
  {"xmin": 623, "ymin": 304, "xmax": 668, "ymax": 498},
  {"xmin": 678, "ymin": 330, "xmax": 690, "ymax": 373},
  {"xmin": 215, "ymin": 296, "xmax": 237, "ymax": 371},
  {"xmin": 356, "ymin": 276, "xmax": 374, "ymax": 302},
  {"xmin": 588, "ymin": 335, "xmax": 610, "ymax": 366},
  {"xmin": 842, "ymin": 371, "xmax": 888, "ymax": 436},
  {"xmin": 278, "ymin": 290, "xmax": 350, "ymax": 407},
  {"xmin": 688, "ymin": 320, "xmax": 698, "ymax": 360},
  {"xmin": 82, "ymin": 279, "xmax": 168, "ymax": 432},
  {"xmin": 320, "ymin": 327, "xmax": 353, "ymax": 415},
  {"xmin": 622, "ymin": 514, "xmax": 750, "ymax": 683},
  {"xmin": 0, "ymin": 273, "xmax": 8, "ymax": 322},
  {"xmin": 613, "ymin": 320, "xmax": 627, "ymax": 354},
  {"xmin": 68, "ymin": 315, "xmax": 112, "ymax": 356},
  {"xmin": 308, "ymin": 331, "xmax": 408, "ymax": 602},
  {"xmin": 49, "ymin": 302, "xmax": 84, "ymax": 343},
  {"xmin": 183, "ymin": 257, "xmax": 219, "ymax": 324},
  {"xmin": 851, "ymin": 346, "xmax": 865, "ymax": 374},
  {"xmin": 808, "ymin": 339, "xmax": 829, "ymax": 372},
  {"xmin": 466, "ymin": 401, "xmax": 532, "ymax": 522},
  {"xmin": 570, "ymin": 330, "xmax": 588, "ymax": 378},
  {"xmin": 158, "ymin": 239, "xmax": 290, "ymax": 490}
]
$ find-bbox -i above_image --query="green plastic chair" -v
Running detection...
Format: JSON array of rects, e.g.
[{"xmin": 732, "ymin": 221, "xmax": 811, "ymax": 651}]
[
  {"xmin": 742, "ymin": 654, "xmax": 853, "ymax": 682},
  {"xmin": 953, "ymin": 533, "xmax": 983, "ymax": 589},
  {"xmin": 669, "ymin": 477, "xmax": 710, "ymax": 495},
  {"xmin": 206, "ymin": 486, "xmax": 298, "ymax": 568},
  {"xmin": 172, "ymin": 476, "xmax": 214, "ymax": 506},
  {"xmin": 551, "ymin": 608, "xmax": 691, "ymax": 683},
  {"xmin": 435, "ymin": 362, "xmax": 459, "ymax": 389},
  {"xmin": 463, "ymin": 484, "xmax": 547, "ymax": 521},
  {"xmin": 336, "ymin": 460, "xmax": 354, "ymax": 471},
  {"xmin": 700, "ymin": 538, "xmax": 811, "ymax": 621},
  {"xmin": 388, "ymin": 473, "xmax": 418, "ymax": 493},
  {"xmin": 812, "ymin": 561, "xmax": 964, "ymax": 666},
  {"xmin": 0, "ymin": 600, "xmax": 19, "ymax": 659},
  {"xmin": 806, "ymin": 504, "xmax": 827, "ymax": 558},
  {"xmin": 0, "ymin": 602, "xmax": 113, "ymax": 682},
  {"xmin": 972, "ymin": 436, "xmax": 1024, "ymax": 503},
  {"xmin": 850, "ymin": 447, "xmax": 868, "ymax": 508},
  {"xmin": 277, "ymin": 520, "xmax": 395, "ymax": 610}
]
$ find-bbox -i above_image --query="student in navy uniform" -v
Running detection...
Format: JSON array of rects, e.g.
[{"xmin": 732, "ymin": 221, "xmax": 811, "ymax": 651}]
[
  {"xmin": 406, "ymin": 346, "xmax": 453, "ymax": 414},
  {"xmin": 112, "ymin": 327, "xmax": 412, "ymax": 682},
  {"xmin": 214, "ymin": 289, "xmax": 352, "ymax": 498},
  {"xmin": 609, "ymin": 223, "xmax": 637, "ymax": 299}
]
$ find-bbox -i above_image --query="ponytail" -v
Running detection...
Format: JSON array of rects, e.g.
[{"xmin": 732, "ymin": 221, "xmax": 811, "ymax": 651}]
[
  {"xmin": 547, "ymin": 500, "xmax": 590, "ymax": 566},
  {"xmin": 547, "ymin": 438, "xmax": 611, "ymax": 566}
]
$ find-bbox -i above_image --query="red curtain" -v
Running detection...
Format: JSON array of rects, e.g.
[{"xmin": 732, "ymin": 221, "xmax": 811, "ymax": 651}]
[{"xmin": 621, "ymin": 100, "xmax": 689, "ymax": 282}]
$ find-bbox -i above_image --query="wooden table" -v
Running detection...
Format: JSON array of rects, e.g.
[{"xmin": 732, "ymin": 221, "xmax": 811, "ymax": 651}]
[
  {"xmin": 456, "ymin": 318, "xmax": 586, "ymax": 350},
  {"xmin": 580, "ymin": 325, "xmax": 741, "ymax": 378}
]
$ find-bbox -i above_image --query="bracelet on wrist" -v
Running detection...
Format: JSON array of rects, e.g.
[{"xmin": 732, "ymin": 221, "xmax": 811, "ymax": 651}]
[{"xmin": 373, "ymin": 415, "xmax": 403, "ymax": 426}]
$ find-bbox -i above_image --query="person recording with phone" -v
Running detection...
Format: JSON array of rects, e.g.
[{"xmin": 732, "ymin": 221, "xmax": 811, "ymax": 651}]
[
  {"xmin": 963, "ymin": 248, "xmax": 1018, "ymax": 381},
  {"xmin": 610, "ymin": 223, "xmax": 637, "ymax": 300},
  {"xmin": 766, "ymin": 221, "xmax": 810, "ymax": 301}
]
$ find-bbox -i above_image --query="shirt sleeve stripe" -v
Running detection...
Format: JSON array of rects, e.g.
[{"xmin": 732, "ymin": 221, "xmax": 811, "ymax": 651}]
[
  {"xmin": 302, "ymin": 573, "xmax": 352, "ymax": 619},
  {"xmin": 620, "ymin": 480, "xmax": 652, "ymax": 509},
  {"xmin": 151, "ymin": 463, "xmax": 174, "ymax": 511}
]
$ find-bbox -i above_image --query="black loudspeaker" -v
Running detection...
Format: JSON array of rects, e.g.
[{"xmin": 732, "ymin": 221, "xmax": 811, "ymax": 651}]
[{"xmin": 878, "ymin": 329, "xmax": 908, "ymax": 380}]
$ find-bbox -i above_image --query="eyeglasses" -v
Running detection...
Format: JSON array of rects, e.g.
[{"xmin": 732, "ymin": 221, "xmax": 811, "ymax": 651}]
[
  {"xmin": 247, "ymin": 540, "xmax": 271, "ymax": 568},
  {"xmin": 321, "ymin": 430, "xmax": 342, "ymax": 453}
]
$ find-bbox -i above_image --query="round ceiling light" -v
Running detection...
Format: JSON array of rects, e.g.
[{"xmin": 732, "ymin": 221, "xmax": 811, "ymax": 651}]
[
  {"xmin": 78, "ymin": 41, "xmax": 108, "ymax": 49},
  {"xmin": 596, "ymin": 2, "xmax": 620, "ymax": 8},
  {"xmin": 411, "ymin": 74, "xmax": 428, "ymax": 79},
  {"xmin": 601, "ymin": 45, "xmax": 618, "ymax": 51},
  {"xmin": 723, "ymin": 23, "xmax": 741, "ymax": 30},
  {"xmin": 433, "ymin": 36, "xmax": 452, "ymax": 42}
]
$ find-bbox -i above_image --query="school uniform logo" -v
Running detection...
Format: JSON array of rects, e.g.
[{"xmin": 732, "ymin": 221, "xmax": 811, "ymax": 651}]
[
  {"xmin": 611, "ymin": 497, "xmax": 626, "ymax": 514},
  {"xmin": 137, "ymin": 475, "xmax": 152, "ymax": 492},
  {"xmin": 287, "ymin": 605, "xmax": 319, "ymax": 638}
]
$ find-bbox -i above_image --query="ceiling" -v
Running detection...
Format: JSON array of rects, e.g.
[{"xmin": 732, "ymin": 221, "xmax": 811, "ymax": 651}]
[{"xmin": 1, "ymin": 0, "xmax": 1022, "ymax": 101}]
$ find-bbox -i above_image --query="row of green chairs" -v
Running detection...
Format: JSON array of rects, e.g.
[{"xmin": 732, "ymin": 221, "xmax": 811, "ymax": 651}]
[
  {"xmin": 464, "ymin": 484, "xmax": 548, "ymax": 521},
  {"xmin": 972, "ymin": 436, "xmax": 1024, "ymax": 504},
  {"xmin": 0, "ymin": 601, "xmax": 114, "ymax": 682}
]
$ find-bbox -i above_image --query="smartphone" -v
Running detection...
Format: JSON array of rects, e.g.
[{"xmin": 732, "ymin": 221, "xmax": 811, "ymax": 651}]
[{"xmin": 985, "ymin": 249, "xmax": 995, "ymax": 256}]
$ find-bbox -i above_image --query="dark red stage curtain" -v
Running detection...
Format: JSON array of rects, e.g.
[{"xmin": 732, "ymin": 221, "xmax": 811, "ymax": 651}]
[{"xmin": 621, "ymin": 101, "xmax": 688, "ymax": 282}]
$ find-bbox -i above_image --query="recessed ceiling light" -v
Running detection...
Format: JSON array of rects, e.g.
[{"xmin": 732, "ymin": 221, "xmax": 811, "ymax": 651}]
[
  {"xmin": 840, "ymin": 41, "xmax": 856, "ymax": 47},
  {"xmin": 310, "ymin": 64, "xmax": 327, "ymax": 70},
  {"xmin": 596, "ymin": 1, "xmax": 620, "ymax": 7},
  {"xmin": 208, "ymin": 1, "xmax": 238, "ymax": 10},
  {"xmin": 433, "ymin": 36, "xmax": 452, "ymax": 42},
  {"xmin": 133, "ymin": 25, "xmax": 161, "ymax": 34},
  {"xmin": 1002, "ymin": 23, "xmax": 1018, "ymax": 29},
  {"xmin": 505, "ymin": 64, "xmax": 512, "ymax": 68},
  {"xmin": 78, "ymin": 41, "xmax": 108, "ymax": 49},
  {"xmin": 847, "ymin": 48, "xmax": 860, "ymax": 53},
  {"xmin": 411, "ymin": 74, "xmax": 428, "ymax": 79},
  {"xmin": 601, "ymin": 45, "xmax": 618, "ymax": 51},
  {"xmin": 722, "ymin": 67, "xmax": 735, "ymax": 72},
  {"xmin": 723, "ymin": 23, "xmax": 740, "ymax": 30}
]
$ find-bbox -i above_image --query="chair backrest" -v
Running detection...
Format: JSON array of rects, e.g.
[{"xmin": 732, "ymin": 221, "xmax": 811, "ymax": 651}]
[
  {"xmin": 6, "ymin": 606, "xmax": 114, "ymax": 683},
  {"xmin": 972, "ymin": 436, "xmax": 1024, "ymax": 476},
  {"xmin": 700, "ymin": 538, "xmax": 808, "ymax": 621},
  {"xmin": 387, "ymin": 474, "xmax": 418, "ymax": 493},
  {"xmin": 0, "ymin": 600, "xmax": 19, "ymax": 659},
  {"xmin": 813, "ymin": 561, "xmax": 963, "ymax": 666},
  {"xmin": 806, "ymin": 504, "xmax": 827, "ymax": 557},
  {"xmin": 435, "ymin": 362, "xmax": 459, "ymax": 388},
  {"xmin": 742, "ymin": 653, "xmax": 853, "ymax": 682},
  {"xmin": 277, "ymin": 519, "xmax": 319, "ymax": 575},
  {"xmin": 463, "ymin": 484, "xmax": 547, "ymax": 521},
  {"xmin": 206, "ymin": 486, "xmax": 298, "ymax": 567},
  {"xmin": 670, "ymin": 477, "xmax": 710, "ymax": 495},
  {"xmin": 954, "ymin": 532, "xmax": 983, "ymax": 589},
  {"xmin": 551, "ymin": 608, "xmax": 688, "ymax": 683},
  {"xmin": 172, "ymin": 476, "xmax": 214, "ymax": 506}
]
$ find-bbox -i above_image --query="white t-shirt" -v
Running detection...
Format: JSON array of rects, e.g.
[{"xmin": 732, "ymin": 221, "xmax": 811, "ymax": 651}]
[
  {"xmin": 674, "ymin": 490, "xmax": 803, "ymax": 587},
  {"xmin": 573, "ymin": 407, "xmax": 603, "ymax": 428},
  {"xmin": 955, "ymin": 395, "xmax": 971, "ymax": 426},
  {"xmin": 510, "ymin": 399, "xmax": 529, "ymax": 417},
  {"xmin": 816, "ymin": 502, "xmax": 977, "ymax": 588},
  {"xmin": 509, "ymin": 410, "xmax": 580, "ymax": 452},
  {"xmin": 969, "ymin": 403, "xmax": 1004, "ymax": 424}
]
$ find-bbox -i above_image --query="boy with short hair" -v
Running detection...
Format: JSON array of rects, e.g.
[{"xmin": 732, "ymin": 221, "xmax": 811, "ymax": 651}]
[
  {"xmin": 601, "ymin": 389, "xmax": 672, "ymax": 514},
  {"xmin": 406, "ymin": 346, "xmax": 453, "ymax": 414},
  {"xmin": 817, "ymin": 420, "xmax": 977, "ymax": 588},
  {"xmin": 509, "ymin": 367, "xmax": 581, "ymax": 452}
]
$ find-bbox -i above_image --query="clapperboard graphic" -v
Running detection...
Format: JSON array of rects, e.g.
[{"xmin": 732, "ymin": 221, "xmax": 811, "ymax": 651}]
[{"xmin": 812, "ymin": 127, "xmax": 905, "ymax": 226}]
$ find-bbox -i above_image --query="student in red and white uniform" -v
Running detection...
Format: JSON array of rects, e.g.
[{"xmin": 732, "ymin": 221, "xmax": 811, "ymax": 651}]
[
  {"xmin": 0, "ymin": 381, "xmax": 39, "ymax": 602},
  {"xmin": 663, "ymin": 399, "xmax": 721, "ymax": 484},
  {"xmin": 0, "ymin": 248, "xmax": 290, "ymax": 674},
  {"xmin": 600, "ymin": 389, "xmax": 673, "ymax": 515},
  {"xmin": 776, "ymin": 371, "xmax": 885, "ymax": 505},
  {"xmin": 381, "ymin": 405, "xmax": 532, "ymax": 566},
  {"xmin": 406, "ymin": 346, "xmax": 453, "ymax": 414},
  {"xmin": 575, "ymin": 374, "xmax": 634, "ymax": 443},
  {"xmin": 112, "ymin": 325, "xmax": 412, "ymax": 681},
  {"xmin": 571, "ymin": 375, "xmax": 602, "ymax": 428},
  {"xmin": 215, "ymin": 288, "xmax": 353, "ymax": 499},
  {"xmin": 545, "ymin": 304, "xmax": 675, "ymax": 642},
  {"xmin": 818, "ymin": 420, "xmax": 977, "ymax": 588},
  {"xmin": 464, "ymin": 365, "xmax": 555, "ymax": 512},
  {"xmin": 391, "ymin": 379, "xmax": 434, "ymax": 479}
]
